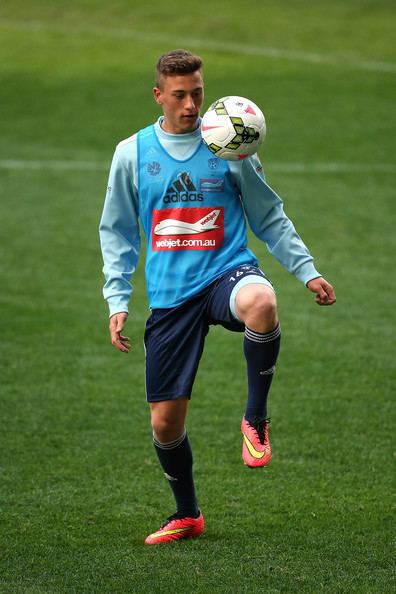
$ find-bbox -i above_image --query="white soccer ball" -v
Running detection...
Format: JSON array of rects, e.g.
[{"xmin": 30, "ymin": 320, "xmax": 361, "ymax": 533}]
[{"xmin": 201, "ymin": 96, "xmax": 266, "ymax": 161}]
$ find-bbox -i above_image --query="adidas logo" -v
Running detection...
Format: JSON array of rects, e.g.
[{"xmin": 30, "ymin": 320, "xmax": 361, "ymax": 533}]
[
  {"xmin": 259, "ymin": 365, "xmax": 276, "ymax": 376},
  {"xmin": 163, "ymin": 172, "xmax": 204, "ymax": 203}
]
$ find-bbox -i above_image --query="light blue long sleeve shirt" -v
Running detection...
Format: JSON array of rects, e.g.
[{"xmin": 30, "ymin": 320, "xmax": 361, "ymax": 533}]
[{"xmin": 99, "ymin": 118, "xmax": 320, "ymax": 316}]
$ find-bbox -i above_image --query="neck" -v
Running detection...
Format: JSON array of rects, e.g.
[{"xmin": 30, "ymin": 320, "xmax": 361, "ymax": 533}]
[{"xmin": 160, "ymin": 117, "xmax": 199, "ymax": 135}]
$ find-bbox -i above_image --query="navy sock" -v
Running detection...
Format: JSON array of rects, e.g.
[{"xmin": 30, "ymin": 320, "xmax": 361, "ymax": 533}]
[
  {"xmin": 153, "ymin": 431, "xmax": 199, "ymax": 518},
  {"xmin": 244, "ymin": 324, "xmax": 281, "ymax": 422}
]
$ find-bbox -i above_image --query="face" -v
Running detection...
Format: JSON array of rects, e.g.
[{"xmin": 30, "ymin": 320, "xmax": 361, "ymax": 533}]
[{"xmin": 153, "ymin": 71, "xmax": 204, "ymax": 134}]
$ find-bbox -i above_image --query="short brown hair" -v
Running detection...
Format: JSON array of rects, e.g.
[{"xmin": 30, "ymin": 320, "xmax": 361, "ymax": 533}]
[{"xmin": 155, "ymin": 49, "xmax": 203, "ymax": 87}]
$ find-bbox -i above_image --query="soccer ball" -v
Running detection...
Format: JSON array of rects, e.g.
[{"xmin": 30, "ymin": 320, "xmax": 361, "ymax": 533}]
[{"xmin": 201, "ymin": 96, "xmax": 266, "ymax": 161}]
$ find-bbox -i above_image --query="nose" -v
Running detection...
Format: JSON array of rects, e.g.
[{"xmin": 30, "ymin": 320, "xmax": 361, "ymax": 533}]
[{"xmin": 184, "ymin": 95, "xmax": 195, "ymax": 111}]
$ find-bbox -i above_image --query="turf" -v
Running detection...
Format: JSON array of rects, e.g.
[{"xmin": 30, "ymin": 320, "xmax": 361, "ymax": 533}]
[{"xmin": 0, "ymin": 1, "xmax": 395, "ymax": 592}]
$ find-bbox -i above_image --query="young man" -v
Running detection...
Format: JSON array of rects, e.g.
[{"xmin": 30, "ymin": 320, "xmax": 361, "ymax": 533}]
[{"xmin": 99, "ymin": 49, "xmax": 336, "ymax": 545}]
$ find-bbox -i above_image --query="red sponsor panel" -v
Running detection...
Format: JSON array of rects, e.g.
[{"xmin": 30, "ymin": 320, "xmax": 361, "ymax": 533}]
[{"xmin": 152, "ymin": 206, "xmax": 224, "ymax": 251}]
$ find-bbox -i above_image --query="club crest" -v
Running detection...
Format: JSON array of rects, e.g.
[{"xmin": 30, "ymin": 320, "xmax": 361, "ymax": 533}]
[
  {"xmin": 208, "ymin": 158, "xmax": 218, "ymax": 170},
  {"xmin": 148, "ymin": 161, "xmax": 161, "ymax": 176}
]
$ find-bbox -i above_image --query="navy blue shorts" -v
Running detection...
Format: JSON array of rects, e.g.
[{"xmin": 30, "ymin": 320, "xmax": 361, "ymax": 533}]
[{"xmin": 144, "ymin": 265, "xmax": 273, "ymax": 402}]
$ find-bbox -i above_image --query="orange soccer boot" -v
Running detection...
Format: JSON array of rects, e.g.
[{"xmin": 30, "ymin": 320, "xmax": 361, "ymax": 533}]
[
  {"xmin": 145, "ymin": 511, "xmax": 204, "ymax": 545},
  {"xmin": 241, "ymin": 416, "xmax": 271, "ymax": 468}
]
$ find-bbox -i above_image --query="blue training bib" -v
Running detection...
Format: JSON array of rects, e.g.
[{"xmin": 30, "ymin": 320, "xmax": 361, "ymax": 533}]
[{"xmin": 137, "ymin": 124, "xmax": 257, "ymax": 308}]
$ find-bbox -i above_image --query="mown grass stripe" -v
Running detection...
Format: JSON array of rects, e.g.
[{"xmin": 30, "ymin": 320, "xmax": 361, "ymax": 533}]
[
  {"xmin": 1, "ymin": 158, "xmax": 395, "ymax": 174},
  {"xmin": 1, "ymin": 19, "xmax": 395, "ymax": 74}
]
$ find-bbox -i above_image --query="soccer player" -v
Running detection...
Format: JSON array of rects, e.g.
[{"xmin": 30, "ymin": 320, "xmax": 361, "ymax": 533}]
[{"xmin": 99, "ymin": 49, "xmax": 336, "ymax": 545}]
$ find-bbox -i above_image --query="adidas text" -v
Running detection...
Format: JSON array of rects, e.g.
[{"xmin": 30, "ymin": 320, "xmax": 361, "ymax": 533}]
[{"xmin": 163, "ymin": 191, "xmax": 204, "ymax": 203}]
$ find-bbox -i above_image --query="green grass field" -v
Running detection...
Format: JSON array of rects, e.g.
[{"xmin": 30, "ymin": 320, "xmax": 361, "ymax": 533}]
[{"xmin": 1, "ymin": 1, "xmax": 395, "ymax": 592}]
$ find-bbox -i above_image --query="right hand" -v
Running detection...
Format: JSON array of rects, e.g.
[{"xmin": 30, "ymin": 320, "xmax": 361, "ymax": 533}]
[{"xmin": 109, "ymin": 312, "xmax": 130, "ymax": 353}]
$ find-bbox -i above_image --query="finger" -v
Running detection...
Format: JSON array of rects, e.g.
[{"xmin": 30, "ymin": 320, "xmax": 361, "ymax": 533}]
[
  {"xmin": 117, "ymin": 344, "xmax": 130, "ymax": 353},
  {"xmin": 316, "ymin": 293, "xmax": 334, "ymax": 306},
  {"xmin": 114, "ymin": 337, "xmax": 130, "ymax": 353},
  {"xmin": 326, "ymin": 287, "xmax": 336, "ymax": 304},
  {"xmin": 119, "ymin": 334, "xmax": 130, "ymax": 342},
  {"xmin": 111, "ymin": 331, "xmax": 130, "ymax": 351},
  {"xmin": 321, "ymin": 284, "xmax": 336, "ymax": 305}
]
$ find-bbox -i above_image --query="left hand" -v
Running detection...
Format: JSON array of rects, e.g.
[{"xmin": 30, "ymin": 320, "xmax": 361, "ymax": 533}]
[{"xmin": 307, "ymin": 277, "xmax": 336, "ymax": 306}]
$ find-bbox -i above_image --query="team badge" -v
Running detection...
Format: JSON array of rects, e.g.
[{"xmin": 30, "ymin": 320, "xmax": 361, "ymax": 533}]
[
  {"xmin": 208, "ymin": 158, "xmax": 218, "ymax": 170},
  {"xmin": 147, "ymin": 161, "xmax": 161, "ymax": 176}
]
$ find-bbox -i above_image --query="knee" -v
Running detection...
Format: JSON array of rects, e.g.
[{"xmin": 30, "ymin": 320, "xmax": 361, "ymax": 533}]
[
  {"xmin": 150, "ymin": 399, "xmax": 188, "ymax": 443},
  {"xmin": 249, "ymin": 288, "xmax": 277, "ymax": 319},
  {"xmin": 151, "ymin": 413, "xmax": 180, "ymax": 442},
  {"xmin": 236, "ymin": 285, "xmax": 278, "ymax": 332}
]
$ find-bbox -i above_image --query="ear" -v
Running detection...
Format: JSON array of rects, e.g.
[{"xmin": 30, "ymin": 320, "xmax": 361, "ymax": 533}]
[{"xmin": 153, "ymin": 87, "xmax": 162, "ymax": 105}]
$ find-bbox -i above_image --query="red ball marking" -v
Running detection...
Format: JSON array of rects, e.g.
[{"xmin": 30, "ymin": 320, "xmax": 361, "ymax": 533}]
[
  {"xmin": 244, "ymin": 104, "xmax": 256, "ymax": 115},
  {"xmin": 238, "ymin": 154, "xmax": 249, "ymax": 160},
  {"xmin": 201, "ymin": 124, "xmax": 223, "ymax": 132}
]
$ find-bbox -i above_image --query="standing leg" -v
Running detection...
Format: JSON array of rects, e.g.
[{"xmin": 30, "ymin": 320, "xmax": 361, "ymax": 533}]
[
  {"xmin": 150, "ymin": 397, "xmax": 199, "ymax": 518},
  {"xmin": 145, "ymin": 397, "xmax": 204, "ymax": 545}
]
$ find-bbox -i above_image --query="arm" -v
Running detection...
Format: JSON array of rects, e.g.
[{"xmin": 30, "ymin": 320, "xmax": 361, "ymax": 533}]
[
  {"xmin": 232, "ymin": 156, "xmax": 336, "ymax": 304},
  {"xmin": 99, "ymin": 139, "xmax": 141, "ymax": 351}
]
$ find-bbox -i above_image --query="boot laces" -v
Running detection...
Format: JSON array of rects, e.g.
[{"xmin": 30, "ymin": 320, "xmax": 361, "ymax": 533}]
[
  {"xmin": 161, "ymin": 511, "xmax": 198, "ymax": 528},
  {"xmin": 250, "ymin": 416, "xmax": 270, "ymax": 445}
]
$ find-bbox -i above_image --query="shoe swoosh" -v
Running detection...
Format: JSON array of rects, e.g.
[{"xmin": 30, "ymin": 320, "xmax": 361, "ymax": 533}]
[
  {"xmin": 243, "ymin": 434, "xmax": 266, "ymax": 459},
  {"xmin": 151, "ymin": 526, "xmax": 190, "ymax": 539}
]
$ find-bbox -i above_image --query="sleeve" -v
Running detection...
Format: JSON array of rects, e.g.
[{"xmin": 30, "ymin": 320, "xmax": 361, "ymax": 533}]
[
  {"xmin": 99, "ymin": 142, "xmax": 141, "ymax": 317},
  {"xmin": 234, "ymin": 155, "xmax": 321, "ymax": 285}
]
